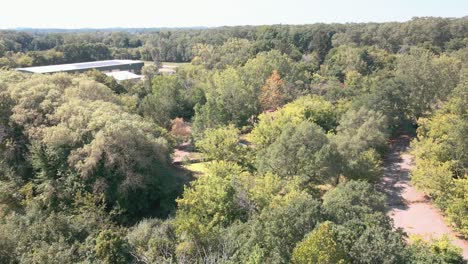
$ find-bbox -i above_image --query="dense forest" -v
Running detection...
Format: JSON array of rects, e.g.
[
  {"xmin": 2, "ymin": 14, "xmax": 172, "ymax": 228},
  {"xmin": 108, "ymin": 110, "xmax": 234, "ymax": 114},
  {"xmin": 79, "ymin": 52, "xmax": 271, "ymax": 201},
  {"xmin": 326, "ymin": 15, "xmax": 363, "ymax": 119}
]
[{"xmin": 0, "ymin": 17, "xmax": 467, "ymax": 263}]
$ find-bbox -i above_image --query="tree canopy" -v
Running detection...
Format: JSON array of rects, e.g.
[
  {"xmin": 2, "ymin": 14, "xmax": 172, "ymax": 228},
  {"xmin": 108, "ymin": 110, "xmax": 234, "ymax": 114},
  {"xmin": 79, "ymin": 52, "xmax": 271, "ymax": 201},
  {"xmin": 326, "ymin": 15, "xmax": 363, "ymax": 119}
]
[{"xmin": 0, "ymin": 17, "xmax": 467, "ymax": 262}]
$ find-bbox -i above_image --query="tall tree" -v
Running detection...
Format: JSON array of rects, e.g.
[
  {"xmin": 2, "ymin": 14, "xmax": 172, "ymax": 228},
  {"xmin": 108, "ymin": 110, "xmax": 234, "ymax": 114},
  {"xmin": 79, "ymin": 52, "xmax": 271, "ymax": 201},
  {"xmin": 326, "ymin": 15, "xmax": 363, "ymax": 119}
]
[{"xmin": 259, "ymin": 70, "xmax": 285, "ymax": 111}]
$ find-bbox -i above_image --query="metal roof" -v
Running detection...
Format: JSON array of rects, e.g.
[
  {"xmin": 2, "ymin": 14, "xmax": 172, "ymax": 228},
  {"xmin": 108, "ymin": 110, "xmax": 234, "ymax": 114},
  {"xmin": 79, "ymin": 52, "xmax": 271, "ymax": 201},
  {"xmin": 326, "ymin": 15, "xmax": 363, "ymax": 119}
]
[
  {"xmin": 16, "ymin": 60, "xmax": 144, "ymax": 74},
  {"xmin": 105, "ymin": 71, "xmax": 142, "ymax": 81}
]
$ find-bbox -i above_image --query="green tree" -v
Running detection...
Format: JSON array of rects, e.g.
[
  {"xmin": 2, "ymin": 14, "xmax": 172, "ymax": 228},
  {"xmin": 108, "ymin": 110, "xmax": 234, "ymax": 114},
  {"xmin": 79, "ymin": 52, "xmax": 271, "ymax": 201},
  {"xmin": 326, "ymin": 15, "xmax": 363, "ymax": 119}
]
[
  {"xmin": 335, "ymin": 213, "xmax": 408, "ymax": 264},
  {"xmin": 85, "ymin": 69, "xmax": 125, "ymax": 94},
  {"xmin": 332, "ymin": 106, "xmax": 388, "ymax": 181},
  {"xmin": 357, "ymin": 78, "xmax": 411, "ymax": 129},
  {"xmin": 192, "ymin": 67, "xmax": 256, "ymax": 135},
  {"xmin": 175, "ymin": 161, "xmax": 248, "ymax": 246},
  {"xmin": 411, "ymin": 81, "xmax": 467, "ymax": 235},
  {"xmin": 141, "ymin": 74, "xmax": 182, "ymax": 127},
  {"xmin": 217, "ymin": 38, "xmax": 253, "ymax": 69},
  {"xmin": 141, "ymin": 63, "xmax": 160, "ymax": 88},
  {"xmin": 334, "ymin": 106, "xmax": 388, "ymax": 158},
  {"xmin": 322, "ymin": 45, "xmax": 373, "ymax": 81},
  {"xmin": 0, "ymin": 192, "xmax": 115, "ymax": 263},
  {"xmin": 226, "ymin": 192, "xmax": 323, "ymax": 264},
  {"xmin": 145, "ymin": 44, "xmax": 163, "ymax": 69},
  {"xmin": 95, "ymin": 229, "xmax": 132, "ymax": 264},
  {"xmin": 241, "ymin": 50, "xmax": 295, "ymax": 110},
  {"xmin": 196, "ymin": 125, "xmax": 248, "ymax": 165},
  {"xmin": 257, "ymin": 121, "xmax": 342, "ymax": 186},
  {"xmin": 292, "ymin": 222, "xmax": 349, "ymax": 264},
  {"xmin": 249, "ymin": 95, "xmax": 338, "ymax": 149},
  {"xmin": 191, "ymin": 43, "xmax": 218, "ymax": 69},
  {"xmin": 322, "ymin": 181, "xmax": 386, "ymax": 223},
  {"xmin": 127, "ymin": 218, "xmax": 177, "ymax": 263},
  {"xmin": 2, "ymin": 72, "xmax": 177, "ymax": 221},
  {"xmin": 396, "ymin": 47, "xmax": 461, "ymax": 119}
]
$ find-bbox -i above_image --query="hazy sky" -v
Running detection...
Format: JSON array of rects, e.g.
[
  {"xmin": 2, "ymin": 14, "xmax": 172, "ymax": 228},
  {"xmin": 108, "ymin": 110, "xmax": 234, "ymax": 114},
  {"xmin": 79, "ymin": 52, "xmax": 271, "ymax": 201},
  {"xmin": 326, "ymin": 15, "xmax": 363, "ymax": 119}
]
[{"xmin": 0, "ymin": 0, "xmax": 466, "ymax": 28}]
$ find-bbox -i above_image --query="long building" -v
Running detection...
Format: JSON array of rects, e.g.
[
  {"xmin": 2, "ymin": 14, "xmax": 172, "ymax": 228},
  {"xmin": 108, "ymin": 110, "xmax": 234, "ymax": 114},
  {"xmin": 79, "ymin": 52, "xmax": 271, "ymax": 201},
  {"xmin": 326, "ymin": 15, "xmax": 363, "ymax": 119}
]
[
  {"xmin": 105, "ymin": 71, "xmax": 142, "ymax": 83},
  {"xmin": 16, "ymin": 60, "xmax": 144, "ymax": 74}
]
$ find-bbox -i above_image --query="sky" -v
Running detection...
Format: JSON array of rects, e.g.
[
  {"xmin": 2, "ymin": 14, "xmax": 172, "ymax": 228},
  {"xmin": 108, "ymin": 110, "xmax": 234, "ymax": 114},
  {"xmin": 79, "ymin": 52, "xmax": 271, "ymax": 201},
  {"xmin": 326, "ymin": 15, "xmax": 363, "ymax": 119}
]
[{"xmin": 0, "ymin": 0, "xmax": 467, "ymax": 29}]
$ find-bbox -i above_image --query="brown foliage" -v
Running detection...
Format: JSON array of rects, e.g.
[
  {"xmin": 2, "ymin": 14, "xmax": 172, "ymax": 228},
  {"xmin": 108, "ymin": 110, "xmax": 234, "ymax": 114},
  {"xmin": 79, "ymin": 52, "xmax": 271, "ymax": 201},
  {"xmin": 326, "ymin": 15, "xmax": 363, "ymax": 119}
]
[
  {"xmin": 171, "ymin": 118, "xmax": 191, "ymax": 139},
  {"xmin": 259, "ymin": 70, "xmax": 285, "ymax": 111}
]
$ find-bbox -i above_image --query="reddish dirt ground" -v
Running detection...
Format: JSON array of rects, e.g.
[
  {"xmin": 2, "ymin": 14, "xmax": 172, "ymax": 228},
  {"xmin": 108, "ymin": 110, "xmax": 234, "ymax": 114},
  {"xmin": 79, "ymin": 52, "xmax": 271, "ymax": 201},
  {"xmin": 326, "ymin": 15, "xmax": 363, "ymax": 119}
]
[
  {"xmin": 172, "ymin": 142, "xmax": 192, "ymax": 164},
  {"xmin": 379, "ymin": 135, "xmax": 468, "ymax": 259}
]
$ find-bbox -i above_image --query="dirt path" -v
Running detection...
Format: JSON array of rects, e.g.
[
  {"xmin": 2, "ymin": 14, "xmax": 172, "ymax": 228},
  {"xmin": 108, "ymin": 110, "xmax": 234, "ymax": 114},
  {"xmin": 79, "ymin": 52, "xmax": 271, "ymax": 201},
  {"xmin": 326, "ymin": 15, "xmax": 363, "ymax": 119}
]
[
  {"xmin": 172, "ymin": 142, "xmax": 202, "ymax": 165},
  {"xmin": 379, "ymin": 135, "xmax": 468, "ymax": 259}
]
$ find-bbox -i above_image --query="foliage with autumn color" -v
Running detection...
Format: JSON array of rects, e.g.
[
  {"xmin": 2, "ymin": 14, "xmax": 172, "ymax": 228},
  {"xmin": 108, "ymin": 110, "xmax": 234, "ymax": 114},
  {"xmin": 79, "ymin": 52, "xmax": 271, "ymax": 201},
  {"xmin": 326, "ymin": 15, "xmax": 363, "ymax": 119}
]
[{"xmin": 259, "ymin": 70, "xmax": 285, "ymax": 111}]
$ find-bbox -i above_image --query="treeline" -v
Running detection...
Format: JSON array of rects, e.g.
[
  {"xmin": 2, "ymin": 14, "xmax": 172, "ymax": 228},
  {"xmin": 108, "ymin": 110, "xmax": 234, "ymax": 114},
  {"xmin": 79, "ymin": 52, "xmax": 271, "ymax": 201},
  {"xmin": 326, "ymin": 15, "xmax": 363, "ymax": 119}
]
[
  {"xmin": 0, "ymin": 17, "xmax": 467, "ymax": 263},
  {"xmin": 411, "ymin": 73, "xmax": 467, "ymax": 237},
  {"xmin": 1, "ymin": 16, "xmax": 467, "ymax": 68}
]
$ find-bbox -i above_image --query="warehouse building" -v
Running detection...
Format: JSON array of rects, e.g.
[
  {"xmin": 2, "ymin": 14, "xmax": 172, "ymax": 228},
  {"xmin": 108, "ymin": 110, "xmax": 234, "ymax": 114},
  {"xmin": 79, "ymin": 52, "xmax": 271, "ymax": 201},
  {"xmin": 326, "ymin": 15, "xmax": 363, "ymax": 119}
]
[
  {"xmin": 16, "ymin": 59, "xmax": 144, "ymax": 75},
  {"xmin": 105, "ymin": 71, "xmax": 142, "ymax": 83}
]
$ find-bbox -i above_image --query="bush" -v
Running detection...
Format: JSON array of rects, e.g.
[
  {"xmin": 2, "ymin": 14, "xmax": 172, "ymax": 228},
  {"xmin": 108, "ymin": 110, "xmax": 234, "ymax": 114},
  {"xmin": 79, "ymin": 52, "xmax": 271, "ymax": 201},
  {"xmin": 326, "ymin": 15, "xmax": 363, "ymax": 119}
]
[
  {"xmin": 407, "ymin": 235, "xmax": 465, "ymax": 264},
  {"xmin": 95, "ymin": 229, "xmax": 132, "ymax": 264}
]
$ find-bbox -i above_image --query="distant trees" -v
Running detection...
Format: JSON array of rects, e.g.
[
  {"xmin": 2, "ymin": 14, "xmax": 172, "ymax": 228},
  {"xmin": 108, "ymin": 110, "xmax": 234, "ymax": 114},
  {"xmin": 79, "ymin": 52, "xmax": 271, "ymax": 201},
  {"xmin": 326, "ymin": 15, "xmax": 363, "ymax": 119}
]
[
  {"xmin": 28, "ymin": 49, "xmax": 65, "ymax": 66},
  {"xmin": 0, "ymin": 17, "xmax": 467, "ymax": 68},
  {"xmin": 58, "ymin": 43, "xmax": 112, "ymax": 63},
  {"xmin": 145, "ymin": 44, "xmax": 163, "ymax": 69},
  {"xmin": 322, "ymin": 45, "xmax": 374, "ymax": 81},
  {"xmin": 0, "ymin": 41, "xmax": 6, "ymax": 57},
  {"xmin": 309, "ymin": 30, "xmax": 333, "ymax": 63},
  {"xmin": 395, "ymin": 47, "xmax": 461, "ymax": 119},
  {"xmin": 191, "ymin": 43, "xmax": 217, "ymax": 69},
  {"xmin": 241, "ymin": 50, "xmax": 296, "ymax": 104},
  {"xmin": 192, "ymin": 38, "xmax": 252, "ymax": 70}
]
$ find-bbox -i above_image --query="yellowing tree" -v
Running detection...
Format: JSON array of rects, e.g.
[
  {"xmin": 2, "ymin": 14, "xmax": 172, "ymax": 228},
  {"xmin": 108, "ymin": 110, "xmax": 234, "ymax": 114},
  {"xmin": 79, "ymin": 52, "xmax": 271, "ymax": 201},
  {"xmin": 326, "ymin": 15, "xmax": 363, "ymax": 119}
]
[{"xmin": 259, "ymin": 70, "xmax": 285, "ymax": 111}]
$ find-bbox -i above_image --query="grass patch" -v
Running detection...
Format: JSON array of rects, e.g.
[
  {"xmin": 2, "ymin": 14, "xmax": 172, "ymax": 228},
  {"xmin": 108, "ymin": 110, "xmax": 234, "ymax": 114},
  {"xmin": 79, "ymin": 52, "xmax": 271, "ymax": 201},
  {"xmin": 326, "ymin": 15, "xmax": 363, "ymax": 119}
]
[
  {"xmin": 162, "ymin": 62, "xmax": 190, "ymax": 67},
  {"xmin": 183, "ymin": 161, "xmax": 209, "ymax": 176}
]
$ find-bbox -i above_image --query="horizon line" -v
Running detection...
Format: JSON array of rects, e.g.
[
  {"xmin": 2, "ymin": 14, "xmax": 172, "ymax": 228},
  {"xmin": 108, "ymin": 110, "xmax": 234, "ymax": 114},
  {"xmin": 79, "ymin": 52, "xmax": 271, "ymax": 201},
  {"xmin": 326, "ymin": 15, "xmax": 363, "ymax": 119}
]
[{"xmin": 1, "ymin": 16, "xmax": 466, "ymax": 31}]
